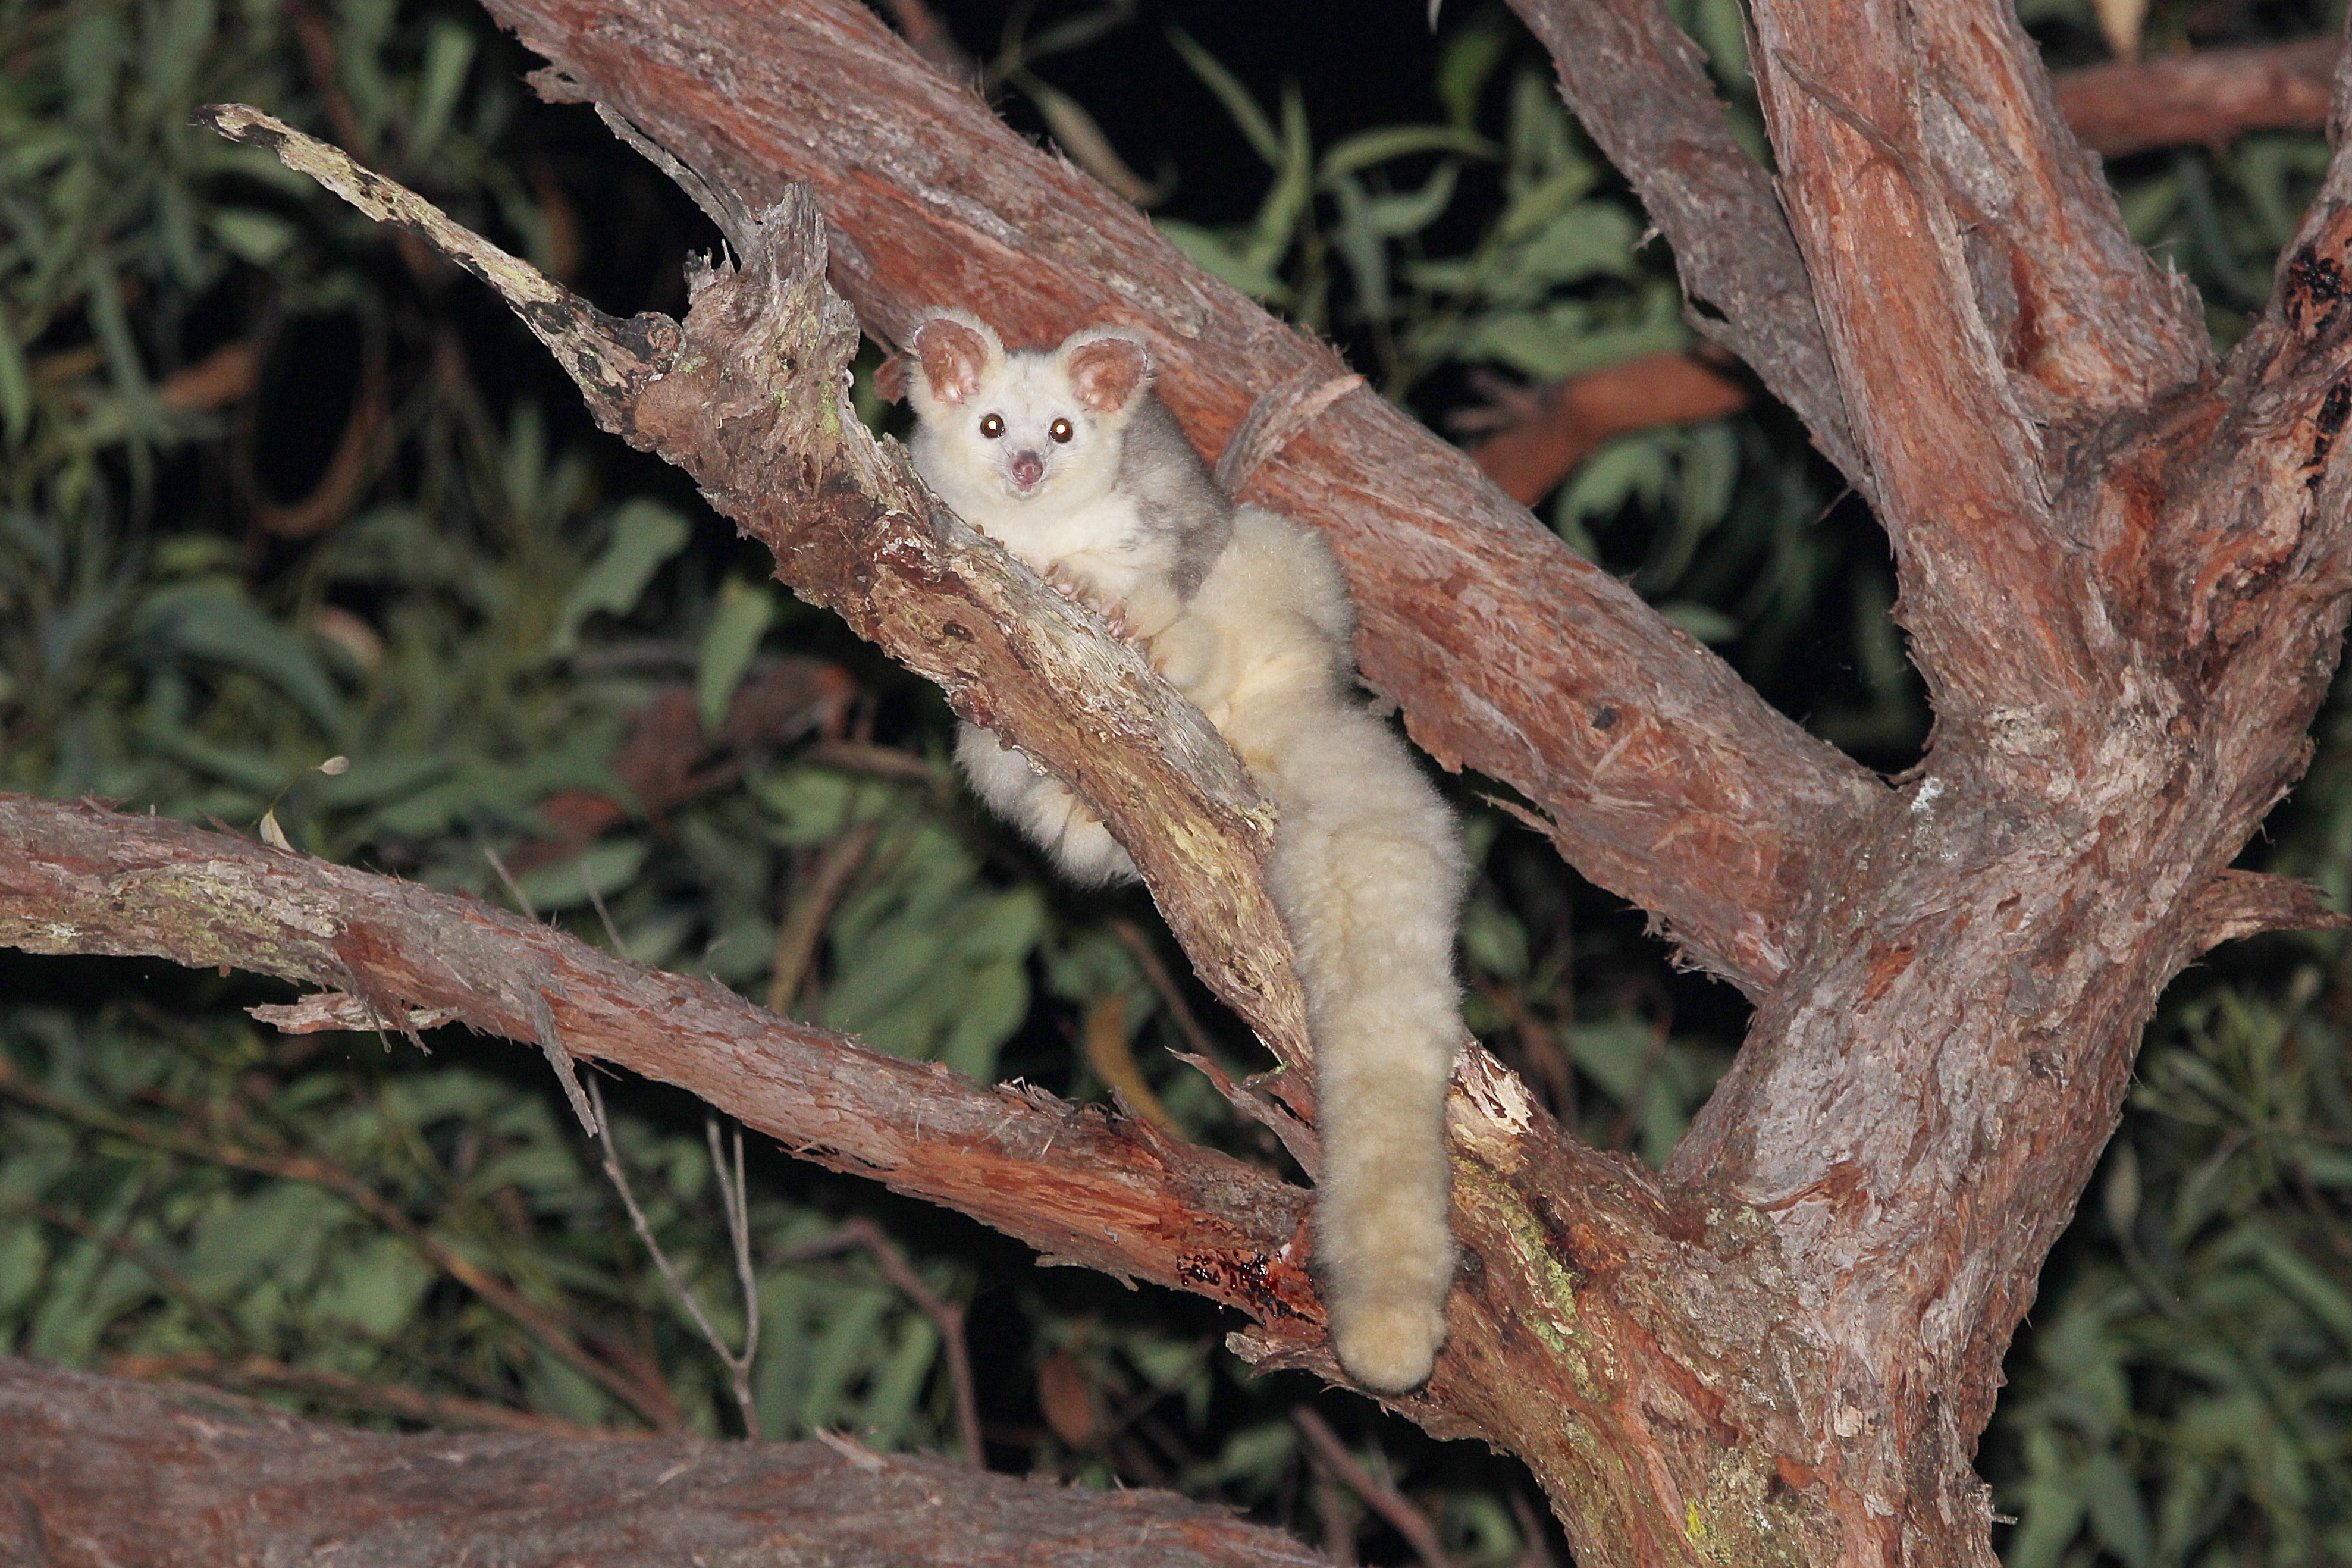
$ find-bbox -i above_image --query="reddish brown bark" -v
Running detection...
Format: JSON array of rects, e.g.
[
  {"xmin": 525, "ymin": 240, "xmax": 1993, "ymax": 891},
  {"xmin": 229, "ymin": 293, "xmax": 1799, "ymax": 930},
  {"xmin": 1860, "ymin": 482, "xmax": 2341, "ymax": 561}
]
[
  {"xmin": 0, "ymin": 1358, "xmax": 1325, "ymax": 1567},
  {"xmin": 1465, "ymin": 352, "xmax": 1754, "ymax": 506},
  {"xmin": 2054, "ymin": 38, "xmax": 2342, "ymax": 157}
]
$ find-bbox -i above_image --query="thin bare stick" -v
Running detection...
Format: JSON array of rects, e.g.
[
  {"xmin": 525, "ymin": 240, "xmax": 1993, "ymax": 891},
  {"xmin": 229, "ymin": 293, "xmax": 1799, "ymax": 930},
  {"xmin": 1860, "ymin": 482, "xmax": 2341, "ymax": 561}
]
[
  {"xmin": 480, "ymin": 842, "xmax": 537, "ymax": 921},
  {"xmin": 1313, "ymin": 1462, "xmax": 1360, "ymax": 1565},
  {"xmin": 1290, "ymin": 1406, "xmax": 1451, "ymax": 1568},
  {"xmin": 1078, "ymin": 994, "xmax": 1175, "ymax": 1132},
  {"xmin": 105, "ymin": 1353, "xmax": 628, "ymax": 1440},
  {"xmin": 779, "ymin": 1216, "xmax": 984, "ymax": 1467},
  {"xmin": 584, "ymin": 1076, "xmax": 758, "ymax": 1436},
  {"xmin": 707, "ymin": 1117, "xmax": 761, "ymax": 1384},
  {"xmin": 802, "ymin": 739, "xmax": 941, "ymax": 781},
  {"xmin": 483, "ymin": 845, "xmax": 600, "ymax": 1137},
  {"xmin": 768, "ymin": 820, "xmax": 880, "ymax": 1014},
  {"xmin": 1106, "ymin": 915, "xmax": 1222, "ymax": 1066},
  {"xmin": 585, "ymin": 881, "xmax": 627, "ymax": 955}
]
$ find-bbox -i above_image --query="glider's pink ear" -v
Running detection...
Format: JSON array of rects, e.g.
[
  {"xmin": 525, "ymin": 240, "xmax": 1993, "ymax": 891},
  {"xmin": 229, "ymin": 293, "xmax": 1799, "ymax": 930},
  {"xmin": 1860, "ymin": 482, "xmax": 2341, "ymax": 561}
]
[
  {"xmin": 873, "ymin": 352, "xmax": 912, "ymax": 404},
  {"xmin": 908, "ymin": 313, "xmax": 1000, "ymax": 405},
  {"xmin": 1061, "ymin": 330, "xmax": 1152, "ymax": 415}
]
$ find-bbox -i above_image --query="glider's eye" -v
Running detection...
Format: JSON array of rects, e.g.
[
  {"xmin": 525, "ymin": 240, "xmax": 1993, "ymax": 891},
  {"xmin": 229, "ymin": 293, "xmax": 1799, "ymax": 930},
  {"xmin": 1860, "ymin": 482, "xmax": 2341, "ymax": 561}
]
[
  {"xmin": 980, "ymin": 413, "xmax": 1005, "ymax": 438},
  {"xmin": 1049, "ymin": 418, "xmax": 1074, "ymax": 444}
]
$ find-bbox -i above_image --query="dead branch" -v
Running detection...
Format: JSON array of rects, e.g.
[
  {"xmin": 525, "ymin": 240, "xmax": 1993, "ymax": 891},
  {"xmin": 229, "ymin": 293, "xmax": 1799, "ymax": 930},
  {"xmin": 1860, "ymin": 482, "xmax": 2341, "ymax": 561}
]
[
  {"xmin": 584, "ymin": 1077, "xmax": 760, "ymax": 1434},
  {"xmin": 479, "ymin": 0, "xmax": 1887, "ymax": 996},
  {"xmin": 776, "ymin": 1216, "xmax": 987, "ymax": 1467},
  {"xmin": 0, "ymin": 1357, "xmax": 1326, "ymax": 1567},
  {"xmin": 2055, "ymin": 37, "xmax": 2341, "ymax": 158},
  {"xmin": 1291, "ymin": 1405, "xmax": 1453, "ymax": 1568}
]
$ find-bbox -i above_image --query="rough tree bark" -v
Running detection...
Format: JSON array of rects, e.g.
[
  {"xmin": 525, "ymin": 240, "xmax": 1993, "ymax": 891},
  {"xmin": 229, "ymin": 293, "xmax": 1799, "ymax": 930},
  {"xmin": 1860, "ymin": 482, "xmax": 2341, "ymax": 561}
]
[
  {"xmin": 10, "ymin": 2, "xmax": 2352, "ymax": 1566},
  {"xmin": 0, "ymin": 1359, "xmax": 1325, "ymax": 1567}
]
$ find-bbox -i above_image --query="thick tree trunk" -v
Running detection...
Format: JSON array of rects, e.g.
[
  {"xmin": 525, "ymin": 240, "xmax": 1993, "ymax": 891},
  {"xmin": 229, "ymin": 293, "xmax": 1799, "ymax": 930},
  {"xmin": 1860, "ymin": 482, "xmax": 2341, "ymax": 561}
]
[{"xmin": 12, "ymin": 4, "xmax": 2352, "ymax": 1566}]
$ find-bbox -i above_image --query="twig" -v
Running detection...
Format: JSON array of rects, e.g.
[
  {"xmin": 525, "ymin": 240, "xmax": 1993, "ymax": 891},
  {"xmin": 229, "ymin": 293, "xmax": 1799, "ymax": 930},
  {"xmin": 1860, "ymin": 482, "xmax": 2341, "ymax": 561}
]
[
  {"xmin": 1106, "ymin": 915, "xmax": 1222, "ymax": 1066},
  {"xmin": 1290, "ymin": 1406, "xmax": 1451, "ymax": 1568},
  {"xmin": 803, "ymin": 738, "xmax": 943, "ymax": 781},
  {"xmin": 584, "ymin": 1076, "xmax": 761, "ymax": 1437},
  {"xmin": 482, "ymin": 842, "xmax": 537, "ymax": 921},
  {"xmin": 0, "ymin": 1056, "xmax": 678, "ymax": 1431},
  {"xmin": 1078, "ymin": 993, "xmax": 1175, "ymax": 1131},
  {"xmin": 105, "ymin": 1353, "xmax": 628, "ymax": 1440},
  {"xmin": 768, "ymin": 819, "xmax": 880, "ymax": 1014},
  {"xmin": 484, "ymin": 842, "xmax": 601, "ymax": 1139},
  {"xmin": 1477, "ymin": 979, "xmax": 1575, "ymax": 1127},
  {"xmin": 778, "ymin": 1216, "xmax": 984, "ymax": 1466},
  {"xmin": 1313, "ymin": 1462, "xmax": 1359, "ymax": 1564},
  {"xmin": 876, "ymin": 0, "xmax": 977, "ymax": 78},
  {"xmin": 1, "ymin": 1193, "xmax": 241, "ymax": 1348}
]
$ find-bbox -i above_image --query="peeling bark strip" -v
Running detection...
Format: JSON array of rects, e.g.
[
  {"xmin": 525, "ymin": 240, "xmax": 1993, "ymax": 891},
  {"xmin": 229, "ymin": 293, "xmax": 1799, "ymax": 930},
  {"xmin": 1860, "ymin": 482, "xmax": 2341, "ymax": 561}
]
[
  {"xmin": 0, "ymin": 1359, "xmax": 1328, "ymax": 1568},
  {"xmin": 474, "ymin": 0, "xmax": 1885, "ymax": 995},
  {"xmin": 0, "ymin": 795, "xmax": 1315, "ymax": 1328}
]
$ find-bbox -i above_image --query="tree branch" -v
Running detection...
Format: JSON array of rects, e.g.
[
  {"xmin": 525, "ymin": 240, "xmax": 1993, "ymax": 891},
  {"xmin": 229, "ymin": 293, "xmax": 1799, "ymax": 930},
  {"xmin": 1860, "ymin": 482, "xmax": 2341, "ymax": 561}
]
[
  {"xmin": 474, "ymin": 0, "xmax": 1887, "ymax": 995},
  {"xmin": 1459, "ymin": 353, "xmax": 1751, "ymax": 506},
  {"xmin": 0, "ymin": 794, "xmax": 1319, "ymax": 1334},
  {"xmin": 2053, "ymin": 37, "xmax": 2341, "ymax": 158},
  {"xmin": 0, "ymin": 1357, "xmax": 1327, "ymax": 1567},
  {"xmin": 1736, "ymin": 0, "xmax": 2204, "ymax": 747}
]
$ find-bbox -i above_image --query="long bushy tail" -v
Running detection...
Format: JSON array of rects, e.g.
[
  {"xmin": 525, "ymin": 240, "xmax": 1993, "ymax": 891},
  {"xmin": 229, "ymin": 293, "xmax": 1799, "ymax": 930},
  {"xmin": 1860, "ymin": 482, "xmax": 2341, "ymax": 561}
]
[{"xmin": 1257, "ymin": 704, "xmax": 1467, "ymax": 1393}]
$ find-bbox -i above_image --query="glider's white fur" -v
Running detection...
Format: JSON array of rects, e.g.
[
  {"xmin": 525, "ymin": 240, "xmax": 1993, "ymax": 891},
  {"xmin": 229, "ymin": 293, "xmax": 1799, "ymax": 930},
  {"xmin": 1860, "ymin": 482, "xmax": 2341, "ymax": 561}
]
[{"xmin": 907, "ymin": 314, "xmax": 1466, "ymax": 1391}]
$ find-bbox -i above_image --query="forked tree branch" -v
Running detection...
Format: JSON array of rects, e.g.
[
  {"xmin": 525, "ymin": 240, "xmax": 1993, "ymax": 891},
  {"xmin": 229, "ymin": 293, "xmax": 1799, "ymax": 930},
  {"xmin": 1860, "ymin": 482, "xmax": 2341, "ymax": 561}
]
[
  {"xmin": 192, "ymin": 104, "xmax": 1320, "ymax": 1095},
  {"xmin": 53, "ymin": 92, "xmax": 1842, "ymax": 1565},
  {"xmin": 476, "ymin": 0, "xmax": 1886, "ymax": 996},
  {"xmin": 73, "ymin": 11, "xmax": 2352, "ymax": 1568}
]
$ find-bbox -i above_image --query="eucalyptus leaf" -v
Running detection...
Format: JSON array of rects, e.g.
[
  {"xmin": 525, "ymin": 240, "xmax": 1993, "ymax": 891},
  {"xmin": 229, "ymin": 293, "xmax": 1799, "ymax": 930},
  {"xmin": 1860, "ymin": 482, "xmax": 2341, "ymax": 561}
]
[
  {"xmin": 135, "ymin": 579, "xmax": 349, "ymax": 740},
  {"xmin": 548, "ymin": 499, "xmax": 691, "ymax": 656},
  {"xmin": 515, "ymin": 838, "xmax": 650, "ymax": 912},
  {"xmin": 697, "ymin": 577, "xmax": 777, "ymax": 735}
]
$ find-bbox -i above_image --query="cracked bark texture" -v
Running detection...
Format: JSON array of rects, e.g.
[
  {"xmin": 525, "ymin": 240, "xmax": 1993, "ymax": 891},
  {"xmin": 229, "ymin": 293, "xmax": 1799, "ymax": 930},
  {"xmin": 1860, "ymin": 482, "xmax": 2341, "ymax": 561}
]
[{"xmin": 4, "ymin": 2, "xmax": 2348, "ymax": 1565}]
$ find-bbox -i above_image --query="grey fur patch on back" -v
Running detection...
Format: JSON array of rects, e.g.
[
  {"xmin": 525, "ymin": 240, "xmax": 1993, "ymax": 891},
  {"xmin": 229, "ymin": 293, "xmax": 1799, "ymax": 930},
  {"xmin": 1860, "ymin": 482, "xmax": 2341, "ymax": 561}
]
[{"xmin": 1119, "ymin": 397, "xmax": 1235, "ymax": 598}]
